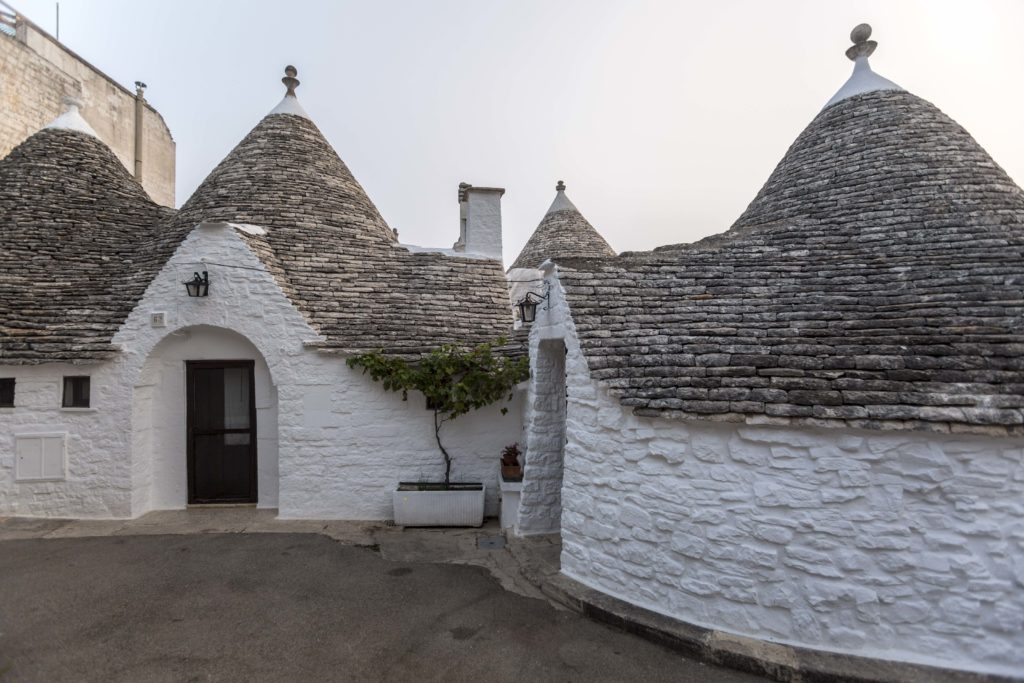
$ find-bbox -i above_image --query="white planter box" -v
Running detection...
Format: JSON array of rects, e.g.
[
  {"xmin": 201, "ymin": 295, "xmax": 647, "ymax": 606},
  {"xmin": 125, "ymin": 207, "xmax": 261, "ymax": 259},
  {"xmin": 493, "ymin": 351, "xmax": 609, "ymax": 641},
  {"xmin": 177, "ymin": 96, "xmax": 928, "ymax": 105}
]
[{"xmin": 393, "ymin": 484, "xmax": 486, "ymax": 527}]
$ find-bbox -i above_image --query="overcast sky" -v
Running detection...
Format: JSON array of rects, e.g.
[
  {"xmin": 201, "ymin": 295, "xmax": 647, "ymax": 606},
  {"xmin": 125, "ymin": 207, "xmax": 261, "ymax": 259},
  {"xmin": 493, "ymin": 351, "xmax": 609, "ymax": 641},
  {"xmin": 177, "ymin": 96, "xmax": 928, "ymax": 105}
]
[{"xmin": 15, "ymin": 0, "xmax": 1024, "ymax": 266}]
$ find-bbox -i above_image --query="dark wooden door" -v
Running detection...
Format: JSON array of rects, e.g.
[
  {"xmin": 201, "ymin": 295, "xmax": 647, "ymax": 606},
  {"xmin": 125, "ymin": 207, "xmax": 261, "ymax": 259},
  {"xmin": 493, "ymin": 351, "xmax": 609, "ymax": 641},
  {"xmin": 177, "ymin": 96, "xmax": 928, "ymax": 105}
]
[{"xmin": 186, "ymin": 361, "xmax": 258, "ymax": 504}]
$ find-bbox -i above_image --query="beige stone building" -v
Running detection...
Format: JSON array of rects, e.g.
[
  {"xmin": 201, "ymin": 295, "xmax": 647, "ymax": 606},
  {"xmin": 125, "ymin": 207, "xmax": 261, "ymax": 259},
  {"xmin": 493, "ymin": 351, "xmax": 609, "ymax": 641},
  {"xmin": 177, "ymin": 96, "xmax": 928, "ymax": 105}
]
[{"xmin": 0, "ymin": 4, "xmax": 174, "ymax": 206}]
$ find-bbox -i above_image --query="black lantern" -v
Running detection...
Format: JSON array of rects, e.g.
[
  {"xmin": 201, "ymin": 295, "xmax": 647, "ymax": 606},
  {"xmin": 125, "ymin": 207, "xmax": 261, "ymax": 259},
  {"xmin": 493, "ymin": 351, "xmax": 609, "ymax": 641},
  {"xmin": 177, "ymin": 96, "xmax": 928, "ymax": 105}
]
[
  {"xmin": 184, "ymin": 271, "xmax": 209, "ymax": 297},
  {"xmin": 515, "ymin": 287, "xmax": 549, "ymax": 324}
]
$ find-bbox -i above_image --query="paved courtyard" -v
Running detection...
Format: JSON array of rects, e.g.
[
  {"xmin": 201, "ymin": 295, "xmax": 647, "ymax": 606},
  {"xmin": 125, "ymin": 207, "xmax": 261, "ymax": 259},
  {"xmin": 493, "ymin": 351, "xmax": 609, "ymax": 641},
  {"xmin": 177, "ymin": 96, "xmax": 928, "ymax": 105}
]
[{"xmin": 0, "ymin": 515, "xmax": 766, "ymax": 682}]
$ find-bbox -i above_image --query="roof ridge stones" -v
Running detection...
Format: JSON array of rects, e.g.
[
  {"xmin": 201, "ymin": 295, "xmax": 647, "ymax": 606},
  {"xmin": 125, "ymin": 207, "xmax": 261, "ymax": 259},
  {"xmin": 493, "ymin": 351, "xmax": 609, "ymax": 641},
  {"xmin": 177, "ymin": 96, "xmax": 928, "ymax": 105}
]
[{"xmin": 510, "ymin": 180, "xmax": 615, "ymax": 270}]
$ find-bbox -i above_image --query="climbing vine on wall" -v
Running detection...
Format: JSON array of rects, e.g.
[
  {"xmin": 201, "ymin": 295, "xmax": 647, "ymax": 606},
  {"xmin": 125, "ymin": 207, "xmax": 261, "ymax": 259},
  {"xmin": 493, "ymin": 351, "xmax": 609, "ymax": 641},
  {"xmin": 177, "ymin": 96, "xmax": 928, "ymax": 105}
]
[{"xmin": 347, "ymin": 339, "xmax": 530, "ymax": 486}]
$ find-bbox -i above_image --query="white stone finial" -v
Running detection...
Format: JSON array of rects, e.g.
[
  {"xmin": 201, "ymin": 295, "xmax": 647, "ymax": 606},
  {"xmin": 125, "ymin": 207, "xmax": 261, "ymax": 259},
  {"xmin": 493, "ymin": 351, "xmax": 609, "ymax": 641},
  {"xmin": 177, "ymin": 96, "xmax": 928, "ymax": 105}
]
[
  {"xmin": 823, "ymin": 23, "xmax": 903, "ymax": 109},
  {"xmin": 268, "ymin": 64, "xmax": 311, "ymax": 119},
  {"xmin": 44, "ymin": 95, "xmax": 99, "ymax": 137},
  {"xmin": 547, "ymin": 179, "xmax": 577, "ymax": 214}
]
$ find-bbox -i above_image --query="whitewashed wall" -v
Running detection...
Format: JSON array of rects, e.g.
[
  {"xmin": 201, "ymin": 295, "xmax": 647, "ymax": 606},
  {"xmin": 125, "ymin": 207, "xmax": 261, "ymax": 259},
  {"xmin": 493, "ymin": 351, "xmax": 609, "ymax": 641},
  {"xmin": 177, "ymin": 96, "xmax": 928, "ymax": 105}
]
[
  {"xmin": 527, "ymin": 273, "xmax": 1024, "ymax": 677},
  {"xmin": 277, "ymin": 369, "xmax": 524, "ymax": 519},
  {"xmin": 0, "ymin": 360, "xmax": 131, "ymax": 517},
  {"xmin": 116, "ymin": 222, "xmax": 524, "ymax": 520}
]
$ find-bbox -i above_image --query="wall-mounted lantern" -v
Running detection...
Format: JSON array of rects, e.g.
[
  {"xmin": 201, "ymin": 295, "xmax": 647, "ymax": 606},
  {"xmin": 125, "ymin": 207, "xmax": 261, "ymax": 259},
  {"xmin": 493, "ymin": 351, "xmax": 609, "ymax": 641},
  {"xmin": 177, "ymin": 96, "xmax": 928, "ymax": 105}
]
[
  {"xmin": 515, "ymin": 282, "xmax": 550, "ymax": 323},
  {"xmin": 184, "ymin": 271, "xmax": 209, "ymax": 297}
]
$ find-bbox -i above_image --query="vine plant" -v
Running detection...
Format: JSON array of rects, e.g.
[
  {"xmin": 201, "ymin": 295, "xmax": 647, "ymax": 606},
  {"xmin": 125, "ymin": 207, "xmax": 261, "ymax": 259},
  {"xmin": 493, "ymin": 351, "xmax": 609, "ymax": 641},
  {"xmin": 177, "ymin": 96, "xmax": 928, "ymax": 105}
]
[{"xmin": 347, "ymin": 339, "xmax": 530, "ymax": 487}]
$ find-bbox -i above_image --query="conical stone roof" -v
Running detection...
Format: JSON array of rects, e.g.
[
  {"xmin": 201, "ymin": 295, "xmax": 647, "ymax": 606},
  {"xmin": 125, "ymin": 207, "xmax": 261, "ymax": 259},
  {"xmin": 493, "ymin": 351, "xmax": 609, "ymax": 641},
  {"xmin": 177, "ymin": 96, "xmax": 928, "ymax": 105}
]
[
  {"xmin": 0, "ymin": 124, "xmax": 173, "ymax": 363},
  {"xmin": 510, "ymin": 181, "xmax": 614, "ymax": 270},
  {"xmin": 166, "ymin": 104, "xmax": 396, "ymax": 247},
  {"xmin": 159, "ymin": 70, "xmax": 511, "ymax": 357},
  {"xmin": 555, "ymin": 27, "xmax": 1024, "ymax": 434}
]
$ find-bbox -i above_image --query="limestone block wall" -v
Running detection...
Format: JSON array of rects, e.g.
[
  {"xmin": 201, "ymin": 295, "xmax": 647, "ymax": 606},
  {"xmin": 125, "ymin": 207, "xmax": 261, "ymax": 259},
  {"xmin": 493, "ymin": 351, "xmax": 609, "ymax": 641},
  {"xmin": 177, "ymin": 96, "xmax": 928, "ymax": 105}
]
[
  {"xmin": 517, "ymin": 338, "xmax": 566, "ymax": 534},
  {"xmin": 0, "ymin": 19, "xmax": 175, "ymax": 206},
  {"xmin": 527, "ymin": 274, "xmax": 1024, "ymax": 677}
]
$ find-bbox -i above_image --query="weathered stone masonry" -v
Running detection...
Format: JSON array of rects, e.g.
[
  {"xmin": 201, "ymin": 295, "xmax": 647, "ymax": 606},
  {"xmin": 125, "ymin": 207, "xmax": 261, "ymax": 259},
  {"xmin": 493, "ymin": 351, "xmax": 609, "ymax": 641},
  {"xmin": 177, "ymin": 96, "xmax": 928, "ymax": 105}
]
[
  {"xmin": 531, "ymin": 276, "xmax": 1024, "ymax": 678},
  {"xmin": 518, "ymin": 338, "xmax": 566, "ymax": 535}
]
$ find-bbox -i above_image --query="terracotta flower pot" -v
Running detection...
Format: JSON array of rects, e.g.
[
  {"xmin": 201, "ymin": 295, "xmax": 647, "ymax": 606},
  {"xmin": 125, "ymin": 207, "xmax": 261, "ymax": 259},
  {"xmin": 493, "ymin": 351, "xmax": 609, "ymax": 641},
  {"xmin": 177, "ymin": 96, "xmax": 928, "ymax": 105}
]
[{"xmin": 501, "ymin": 464, "xmax": 523, "ymax": 481}]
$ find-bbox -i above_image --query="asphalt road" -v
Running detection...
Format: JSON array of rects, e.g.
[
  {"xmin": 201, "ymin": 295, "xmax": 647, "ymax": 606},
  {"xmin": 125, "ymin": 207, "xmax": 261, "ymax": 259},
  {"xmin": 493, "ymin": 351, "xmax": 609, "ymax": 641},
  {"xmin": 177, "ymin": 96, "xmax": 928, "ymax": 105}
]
[{"xmin": 0, "ymin": 533, "xmax": 765, "ymax": 682}]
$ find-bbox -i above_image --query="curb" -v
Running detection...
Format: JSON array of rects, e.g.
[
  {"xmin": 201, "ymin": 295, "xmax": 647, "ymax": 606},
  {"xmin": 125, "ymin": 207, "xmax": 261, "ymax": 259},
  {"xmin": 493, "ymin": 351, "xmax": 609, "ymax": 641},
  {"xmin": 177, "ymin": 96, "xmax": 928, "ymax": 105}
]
[{"xmin": 535, "ymin": 572, "xmax": 1020, "ymax": 683}]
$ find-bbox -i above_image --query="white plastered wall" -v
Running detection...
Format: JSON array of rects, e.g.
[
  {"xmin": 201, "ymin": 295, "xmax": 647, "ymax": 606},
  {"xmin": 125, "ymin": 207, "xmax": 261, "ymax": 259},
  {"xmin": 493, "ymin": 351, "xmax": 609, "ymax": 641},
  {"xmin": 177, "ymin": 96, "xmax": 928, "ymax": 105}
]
[
  {"xmin": 0, "ymin": 360, "xmax": 131, "ymax": 518},
  {"xmin": 525, "ymin": 272, "xmax": 1024, "ymax": 677}
]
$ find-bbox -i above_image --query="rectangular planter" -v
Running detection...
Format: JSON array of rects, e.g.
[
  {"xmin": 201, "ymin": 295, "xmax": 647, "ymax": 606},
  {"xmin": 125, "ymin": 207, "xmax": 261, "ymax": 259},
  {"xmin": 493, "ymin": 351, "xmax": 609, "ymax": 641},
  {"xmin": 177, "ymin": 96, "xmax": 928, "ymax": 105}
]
[{"xmin": 393, "ymin": 483, "xmax": 486, "ymax": 527}]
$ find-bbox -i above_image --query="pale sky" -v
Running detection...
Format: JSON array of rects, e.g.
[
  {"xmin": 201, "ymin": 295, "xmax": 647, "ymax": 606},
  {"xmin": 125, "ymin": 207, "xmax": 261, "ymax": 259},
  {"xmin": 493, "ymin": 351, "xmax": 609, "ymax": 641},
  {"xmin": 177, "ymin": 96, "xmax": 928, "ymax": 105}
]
[{"xmin": 15, "ymin": 0, "xmax": 1024, "ymax": 267}]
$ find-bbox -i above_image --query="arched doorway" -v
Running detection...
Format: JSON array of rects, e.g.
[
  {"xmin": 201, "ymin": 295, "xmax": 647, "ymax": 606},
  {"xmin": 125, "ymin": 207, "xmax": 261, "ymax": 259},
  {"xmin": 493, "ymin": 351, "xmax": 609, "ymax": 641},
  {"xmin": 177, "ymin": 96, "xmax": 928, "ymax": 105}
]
[{"xmin": 131, "ymin": 326, "xmax": 279, "ymax": 513}]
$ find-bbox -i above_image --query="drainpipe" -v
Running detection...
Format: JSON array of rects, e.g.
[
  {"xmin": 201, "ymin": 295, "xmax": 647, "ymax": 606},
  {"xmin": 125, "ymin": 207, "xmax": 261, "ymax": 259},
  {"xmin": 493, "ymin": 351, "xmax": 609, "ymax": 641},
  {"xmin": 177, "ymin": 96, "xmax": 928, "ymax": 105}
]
[{"xmin": 133, "ymin": 81, "xmax": 146, "ymax": 181}]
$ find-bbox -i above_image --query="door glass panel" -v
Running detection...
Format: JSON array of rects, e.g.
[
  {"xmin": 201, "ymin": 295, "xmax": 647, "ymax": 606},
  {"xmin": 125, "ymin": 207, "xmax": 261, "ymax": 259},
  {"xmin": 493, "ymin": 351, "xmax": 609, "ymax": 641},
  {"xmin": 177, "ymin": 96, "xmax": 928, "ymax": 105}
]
[{"xmin": 223, "ymin": 367, "xmax": 250, "ymax": 431}]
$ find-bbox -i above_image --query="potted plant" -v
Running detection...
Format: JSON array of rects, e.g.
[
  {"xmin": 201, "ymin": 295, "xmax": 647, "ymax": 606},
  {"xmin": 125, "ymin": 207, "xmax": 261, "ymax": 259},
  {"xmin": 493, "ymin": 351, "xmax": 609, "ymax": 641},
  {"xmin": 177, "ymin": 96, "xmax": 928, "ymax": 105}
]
[
  {"xmin": 347, "ymin": 339, "xmax": 529, "ymax": 527},
  {"xmin": 500, "ymin": 443, "xmax": 523, "ymax": 482}
]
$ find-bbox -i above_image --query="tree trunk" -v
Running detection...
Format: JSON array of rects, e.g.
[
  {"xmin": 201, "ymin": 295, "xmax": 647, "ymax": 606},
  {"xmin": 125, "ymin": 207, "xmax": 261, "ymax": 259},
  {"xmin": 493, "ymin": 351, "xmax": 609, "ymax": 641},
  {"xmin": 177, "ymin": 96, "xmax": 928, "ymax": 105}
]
[{"xmin": 434, "ymin": 410, "xmax": 452, "ymax": 487}]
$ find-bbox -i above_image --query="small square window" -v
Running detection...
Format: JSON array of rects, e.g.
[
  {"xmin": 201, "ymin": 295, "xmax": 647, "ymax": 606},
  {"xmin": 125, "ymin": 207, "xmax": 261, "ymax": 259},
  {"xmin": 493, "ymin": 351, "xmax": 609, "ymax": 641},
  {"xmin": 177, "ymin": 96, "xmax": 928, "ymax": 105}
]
[
  {"xmin": 0, "ymin": 378, "xmax": 13, "ymax": 407},
  {"xmin": 62, "ymin": 376, "xmax": 91, "ymax": 408}
]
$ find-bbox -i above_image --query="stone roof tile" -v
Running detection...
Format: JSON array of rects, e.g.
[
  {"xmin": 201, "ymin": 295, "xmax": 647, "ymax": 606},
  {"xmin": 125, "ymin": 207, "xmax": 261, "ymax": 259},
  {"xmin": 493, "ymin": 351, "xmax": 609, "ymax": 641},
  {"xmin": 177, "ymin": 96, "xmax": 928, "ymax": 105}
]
[
  {"xmin": 162, "ymin": 112, "xmax": 512, "ymax": 358},
  {"xmin": 559, "ymin": 90, "xmax": 1024, "ymax": 434},
  {"xmin": 511, "ymin": 183, "xmax": 614, "ymax": 270},
  {"xmin": 0, "ymin": 128, "xmax": 174, "ymax": 363}
]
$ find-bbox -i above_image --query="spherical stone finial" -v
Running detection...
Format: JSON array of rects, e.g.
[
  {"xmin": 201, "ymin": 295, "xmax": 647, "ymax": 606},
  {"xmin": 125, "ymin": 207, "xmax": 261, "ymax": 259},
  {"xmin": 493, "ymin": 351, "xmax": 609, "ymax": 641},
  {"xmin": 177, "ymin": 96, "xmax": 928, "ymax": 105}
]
[
  {"xmin": 556, "ymin": 180, "xmax": 566, "ymax": 192},
  {"xmin": 845, "ymin": 23, "xmax": 877, "ymax": 61},
  {"xmin": 282, "ymin": 65, "xmax": 300, "ymax": 97}
]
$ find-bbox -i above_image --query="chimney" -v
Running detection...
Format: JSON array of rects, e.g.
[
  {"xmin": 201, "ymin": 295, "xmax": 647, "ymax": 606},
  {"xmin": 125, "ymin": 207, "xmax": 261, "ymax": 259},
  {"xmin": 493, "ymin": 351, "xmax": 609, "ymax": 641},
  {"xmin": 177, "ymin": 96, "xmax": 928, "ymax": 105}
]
[
  {"xmin": 133, "ymin": 81, "xmax": 147, "ymax": 181},
  {"xmin": 453, "ymin": 182, "xmax": 504, "ymax": 262}
]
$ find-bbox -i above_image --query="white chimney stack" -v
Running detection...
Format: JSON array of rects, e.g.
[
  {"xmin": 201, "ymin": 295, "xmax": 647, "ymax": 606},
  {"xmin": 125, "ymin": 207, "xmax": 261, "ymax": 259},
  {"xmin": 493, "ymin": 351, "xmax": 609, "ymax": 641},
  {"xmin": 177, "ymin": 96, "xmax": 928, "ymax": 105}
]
[{"xmin": 453, "ymin": 182, "xmax": 504, "ymax": 262}]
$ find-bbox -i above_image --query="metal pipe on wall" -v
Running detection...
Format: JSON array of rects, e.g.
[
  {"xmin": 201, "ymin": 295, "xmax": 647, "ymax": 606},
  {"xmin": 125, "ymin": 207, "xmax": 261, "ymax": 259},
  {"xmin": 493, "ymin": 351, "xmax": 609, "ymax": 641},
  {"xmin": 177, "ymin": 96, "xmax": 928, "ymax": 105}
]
[{"xmin": 133, "ymin": 81, "xmax": 146, "ymax": 180}]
